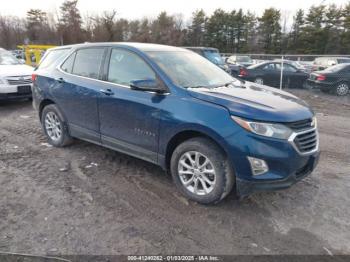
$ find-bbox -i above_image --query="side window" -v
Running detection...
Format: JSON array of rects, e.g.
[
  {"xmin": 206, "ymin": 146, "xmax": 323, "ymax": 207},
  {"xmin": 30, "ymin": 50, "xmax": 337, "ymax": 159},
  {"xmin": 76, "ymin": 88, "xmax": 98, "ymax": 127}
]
[
  {"xmin": 107, "ymin": 48, "xmax": 156, "ymax": 86},
  {"xmin": 262, "ymin": 63, "xmax": 275, "ymax": 70},
  {"xmin": 72, "ymin": 48, "xmax": 105, "ymax": 79},
  {"xmin": 283, "ymin": 64, "xmax": 297, "ymax": 72},
  {"xmin": 61, "ymin": 52, "xmax": 76, "ymax": 73}
]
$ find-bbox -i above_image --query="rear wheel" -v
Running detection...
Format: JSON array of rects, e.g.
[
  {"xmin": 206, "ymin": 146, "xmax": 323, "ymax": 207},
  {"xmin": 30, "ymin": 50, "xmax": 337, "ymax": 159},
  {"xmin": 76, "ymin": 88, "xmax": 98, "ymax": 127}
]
[
  {"xmin": 335, "ymin": 82, "xmax": 349, "ymax": 96},
  {"xmin": 41, "ymin": 104, "xmax": 73, "ymax": 147},
  {"xmin": 170, "ymin": 137, "xmax": 235, "ymax": 204}
]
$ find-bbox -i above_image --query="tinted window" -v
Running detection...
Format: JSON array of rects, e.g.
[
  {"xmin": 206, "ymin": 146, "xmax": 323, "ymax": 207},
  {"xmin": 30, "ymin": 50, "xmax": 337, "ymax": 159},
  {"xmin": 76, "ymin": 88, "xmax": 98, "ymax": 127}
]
[
  {"xmin": 275, "ymin": 63, "xmax": 297, "ymax": 72},
  {"xmin": 338, "ymin": 58, "xmax": 350, "ymax": 64},
  {"xmin": 72, "ymin": 48, "xmax": 105, "ymax": 79},
  {"xmin": 38, "ymin": 48, "xmax": 70, "ymax": 69},
  {"xmin": 61, "ymin": 52, "xmax": 76, "ymax": 73},
  {"xmin": 203, "ymin": 50, "xmax": 225, "ymax": 65},
  {"xmin": 107, "ymin": 49, "xmax": 156, "ymax": 86},
  {"xmin": 323, "ymin": 64, "xmax": 350, "ymax": 73},
  {"xmin": 262, "ymin": 63, "xmax": 275, "ymax": 70}
]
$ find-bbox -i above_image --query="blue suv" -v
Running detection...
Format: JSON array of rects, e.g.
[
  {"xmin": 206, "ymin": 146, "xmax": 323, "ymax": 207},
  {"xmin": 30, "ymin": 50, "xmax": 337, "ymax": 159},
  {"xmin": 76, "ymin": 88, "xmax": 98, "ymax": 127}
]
[{"xmin": 32, "ymin": 43, "xmax": 320, "ymax": 204}]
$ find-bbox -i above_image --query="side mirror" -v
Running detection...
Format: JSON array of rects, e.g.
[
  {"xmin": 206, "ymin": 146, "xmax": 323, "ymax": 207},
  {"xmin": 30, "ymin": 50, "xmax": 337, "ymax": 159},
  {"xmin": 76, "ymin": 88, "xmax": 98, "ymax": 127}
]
[{"xmin": 130, "ymin": 79, "xmax": 166, "ymax": 93}]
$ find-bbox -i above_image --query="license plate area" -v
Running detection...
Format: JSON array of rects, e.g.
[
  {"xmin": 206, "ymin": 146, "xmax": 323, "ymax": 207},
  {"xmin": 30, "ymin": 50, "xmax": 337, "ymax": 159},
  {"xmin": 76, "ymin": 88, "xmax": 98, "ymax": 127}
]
[{"xmin": 17, "ymin": 85, "xmax": 32, "ymax": 94}]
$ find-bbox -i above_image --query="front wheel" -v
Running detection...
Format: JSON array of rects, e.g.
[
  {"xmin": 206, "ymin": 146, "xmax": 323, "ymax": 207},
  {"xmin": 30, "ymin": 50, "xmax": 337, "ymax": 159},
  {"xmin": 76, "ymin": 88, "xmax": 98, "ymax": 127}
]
[
  {"xmin": 335, "ymin": 82, "xmax": 349, "ymax": 96},
  {"xmin": 170, "ymin": 137, "xmax": 235, "ymax": 204}
]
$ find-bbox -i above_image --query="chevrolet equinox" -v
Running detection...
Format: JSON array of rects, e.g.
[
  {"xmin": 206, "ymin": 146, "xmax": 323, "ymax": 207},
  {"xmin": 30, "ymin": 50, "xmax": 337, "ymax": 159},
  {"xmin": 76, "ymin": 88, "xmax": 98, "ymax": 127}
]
[{"xmin": 32, "ymin": 43, "xmax": 320, "ymax": 204}]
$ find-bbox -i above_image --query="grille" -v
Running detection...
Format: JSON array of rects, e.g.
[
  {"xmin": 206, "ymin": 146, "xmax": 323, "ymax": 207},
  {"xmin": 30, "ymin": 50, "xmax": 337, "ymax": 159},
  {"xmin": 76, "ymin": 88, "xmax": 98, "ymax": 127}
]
[
  {"xmin": 6, "ymin": 76, "xmax": 32, "ymax": 86},
  {"xmin": 286, "ymin": 118, "xmax": 313, "ymax": 131},
  {"xmin": 294, "ymin": 129, "xmax": 318, "ymax": 153}
]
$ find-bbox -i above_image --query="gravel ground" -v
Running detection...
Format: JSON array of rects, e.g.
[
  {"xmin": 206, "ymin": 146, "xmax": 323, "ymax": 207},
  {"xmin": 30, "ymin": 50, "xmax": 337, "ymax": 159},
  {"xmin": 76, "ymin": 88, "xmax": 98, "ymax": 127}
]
[{"xmin": 0, "ymin": 89, "xmax": 349, "ymax": 256}]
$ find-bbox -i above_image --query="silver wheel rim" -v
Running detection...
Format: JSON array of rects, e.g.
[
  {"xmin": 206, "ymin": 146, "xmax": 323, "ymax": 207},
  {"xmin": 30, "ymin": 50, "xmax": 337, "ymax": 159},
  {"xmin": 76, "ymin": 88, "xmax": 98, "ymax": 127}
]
[
  {"xmin": 45, "ymin": 111, "xmax": 62, "ymax": 141},
  {"xmin": 255, "ymin": 78, "xmax": 264, "ymax": 85},
  {"xmin": 178, "ymin": 151, "xmax": 216, "ymax": 196},
  {"xmin": 337, "ymin": 83, "xmax": 349, "ymax": 96}
]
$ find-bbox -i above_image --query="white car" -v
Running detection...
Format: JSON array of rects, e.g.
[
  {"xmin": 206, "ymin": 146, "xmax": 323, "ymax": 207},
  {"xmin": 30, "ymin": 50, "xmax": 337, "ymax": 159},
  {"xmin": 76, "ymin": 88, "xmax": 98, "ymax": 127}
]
[{"xmin": 0, "ymin": 50, "xmax": 34, "ymax": 100}]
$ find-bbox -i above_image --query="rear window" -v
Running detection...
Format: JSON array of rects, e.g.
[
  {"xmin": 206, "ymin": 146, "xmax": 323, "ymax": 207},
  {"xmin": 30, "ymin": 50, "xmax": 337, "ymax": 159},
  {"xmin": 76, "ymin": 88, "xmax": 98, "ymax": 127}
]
[
  {"xmin": 323, "ymin": 63, "xmax": 350, "ymax": 73},
  {"xmin": 38, "ymin": 48, "xmax": 70, "ymax": 69},
  {"xmin": 338, "ymin": 58, "xmax": 350, "ymax": 64}
]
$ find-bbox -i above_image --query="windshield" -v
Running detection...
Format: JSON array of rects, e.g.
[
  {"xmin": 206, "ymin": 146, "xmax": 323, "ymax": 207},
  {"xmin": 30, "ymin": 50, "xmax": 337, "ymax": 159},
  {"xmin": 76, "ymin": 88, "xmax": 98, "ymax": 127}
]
[
  {"xmin": 203, "ymin": 50, "xmax": 225, "ymax": 65},
  {"xmin": 236, "ymin": 56, "xmax": 252, "ymax": 63},
  {"xmin": 147, "ymin": 51, "xmax": 234, "ymax": 88},
  {"xmin": 338, "ymin": 58, "xmax": 350, "ymax": 64},
  {"xmin": 0, "ymin": 52, "xmax": 21, "ymax": 65},
  {"xmin": 323, "ymin": 63, "xmax": 349, "ymax": 72}
]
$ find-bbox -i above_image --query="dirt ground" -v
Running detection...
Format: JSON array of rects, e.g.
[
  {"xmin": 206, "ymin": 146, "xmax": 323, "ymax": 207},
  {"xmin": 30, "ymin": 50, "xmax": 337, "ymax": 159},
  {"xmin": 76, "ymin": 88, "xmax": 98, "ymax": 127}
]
[{"xmin": 0, "ymin": 89, "xmax": 349, "ymax": 256}]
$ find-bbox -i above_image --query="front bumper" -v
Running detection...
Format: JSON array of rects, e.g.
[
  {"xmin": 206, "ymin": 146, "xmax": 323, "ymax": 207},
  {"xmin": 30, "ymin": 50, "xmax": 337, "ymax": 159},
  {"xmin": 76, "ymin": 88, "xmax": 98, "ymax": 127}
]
[
  {"xmin": 225, "ymin": 127, "xmax": 320, "ymax": 196},
  {"xmin": 236, "ymin": 151, "xmax": 320, "ymax": 196}
]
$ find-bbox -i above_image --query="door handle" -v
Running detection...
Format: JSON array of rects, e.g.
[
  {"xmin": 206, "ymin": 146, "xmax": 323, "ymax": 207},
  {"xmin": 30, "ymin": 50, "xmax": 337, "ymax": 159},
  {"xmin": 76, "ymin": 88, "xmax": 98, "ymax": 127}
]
[
  {"xmin": 100, "ymin": 88, "xmax": 114, "ymax": 96},
  {"xmin": 55, "ymin": 77, "xmax": 65, "ymax": 83}
]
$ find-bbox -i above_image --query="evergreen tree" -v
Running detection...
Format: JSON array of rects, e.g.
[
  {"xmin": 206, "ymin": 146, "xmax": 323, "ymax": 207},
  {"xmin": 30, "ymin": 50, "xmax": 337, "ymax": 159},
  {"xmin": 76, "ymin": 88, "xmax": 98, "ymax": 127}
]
[
  {"xmin": 187, "ymin": 10, "xmax": 207, "ymax": 46},
  {"xmin": 258, "ymin": 8, "xmax": 282, "ymax": 53},
  {"xmin": 58, "ymin": 0, "xmax": 84, "ymax": 44}
]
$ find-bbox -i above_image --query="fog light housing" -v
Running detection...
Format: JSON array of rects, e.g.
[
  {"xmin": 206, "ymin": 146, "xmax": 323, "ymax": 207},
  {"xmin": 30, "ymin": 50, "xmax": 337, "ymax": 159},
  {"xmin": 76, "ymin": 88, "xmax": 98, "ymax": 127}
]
[{"xmin": 247, "ymin": 157, "xmax": 268, "ymax": 176}]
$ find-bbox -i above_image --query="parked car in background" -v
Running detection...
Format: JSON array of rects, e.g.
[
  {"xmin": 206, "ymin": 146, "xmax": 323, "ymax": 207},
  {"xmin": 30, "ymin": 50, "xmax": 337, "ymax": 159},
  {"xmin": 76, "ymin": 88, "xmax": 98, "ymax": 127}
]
[
  {"xmin": 226, "ymin": 55, "xmax": 254, "ymax": 75},
  {"xmin": 0, "ymin": 50, "xmax": 33, "ymax": 100},
  {"xmin": 239, "ymin": 61, "xmax": 309, "ymax": 88},
  {"xmin": 33, "ymin": 43, "xmax": 319, "ymax": 204},
  {"xmin": 308, "ymin": 63, "xmax": 350, "ymax": 96},
  {"xmin": 312, "ymin": 57, "xmax": 350, "ymax": 71},
  {"xmin": 184, "ymin": 47, "xmax": 229, "ymax": 72},
  {"xmin": 227, "ymin": 55, "xmax": 254, "ymax": 67},
  {"xmin": 274, "ymin": 59, "xmax": 313, "ymax": 73}
]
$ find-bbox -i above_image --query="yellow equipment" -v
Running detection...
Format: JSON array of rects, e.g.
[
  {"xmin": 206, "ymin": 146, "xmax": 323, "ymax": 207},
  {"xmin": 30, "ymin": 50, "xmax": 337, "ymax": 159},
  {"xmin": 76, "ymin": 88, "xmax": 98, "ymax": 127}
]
[{"xmin": 17, "ymin": 44, "xmax": 56, "ymax": 66}]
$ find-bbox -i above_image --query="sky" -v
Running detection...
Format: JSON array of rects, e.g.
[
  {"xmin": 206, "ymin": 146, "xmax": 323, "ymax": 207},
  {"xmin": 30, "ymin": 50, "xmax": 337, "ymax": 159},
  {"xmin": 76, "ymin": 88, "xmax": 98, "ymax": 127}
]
[{"xmin": 0, "ymin": 0, "xmax": 349, "ymax": 21}]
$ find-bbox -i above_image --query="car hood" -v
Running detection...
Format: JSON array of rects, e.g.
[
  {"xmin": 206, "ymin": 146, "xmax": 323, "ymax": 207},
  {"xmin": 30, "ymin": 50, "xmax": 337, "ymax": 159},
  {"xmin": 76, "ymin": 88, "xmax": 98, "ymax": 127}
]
[
  {"xmin": 0, "ymin": 64, "xmax": 34, "ymax": 77},
  {"xmin": 188, "ymin": 80, "xmax": 314, "ymax": 122}
]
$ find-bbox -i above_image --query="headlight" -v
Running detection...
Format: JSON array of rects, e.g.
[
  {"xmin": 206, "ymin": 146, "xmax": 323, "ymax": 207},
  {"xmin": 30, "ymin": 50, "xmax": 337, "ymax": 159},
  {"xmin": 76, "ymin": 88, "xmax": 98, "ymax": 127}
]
[{"xmin": 231, "ymin": 116, "xmax": 293, "ymax": 139}]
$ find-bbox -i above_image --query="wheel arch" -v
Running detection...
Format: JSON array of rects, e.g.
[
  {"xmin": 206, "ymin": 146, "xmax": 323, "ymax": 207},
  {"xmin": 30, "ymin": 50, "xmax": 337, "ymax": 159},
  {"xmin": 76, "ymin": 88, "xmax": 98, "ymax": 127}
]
[
  {"xmin": 163, "ymin": 128, "xmax": 229, "ymax": 171},
  {"xmin": 39, "ymin": 99, "xmax": 56, "ymax": 121}
]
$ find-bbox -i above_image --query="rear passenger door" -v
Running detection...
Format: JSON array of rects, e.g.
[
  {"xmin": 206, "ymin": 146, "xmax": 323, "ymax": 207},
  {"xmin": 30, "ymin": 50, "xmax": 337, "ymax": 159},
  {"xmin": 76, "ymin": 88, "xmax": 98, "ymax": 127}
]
[
  {"xmin": 97, "ymin": 47, "xmax": 164, "ymax": 163},
  {"xmin": 259, "ymin": 63, "xmax": 279, "ymax": 87},
  {"xmin": 54, "ymin": 47, "xmax": 107, "ymax": 142}
]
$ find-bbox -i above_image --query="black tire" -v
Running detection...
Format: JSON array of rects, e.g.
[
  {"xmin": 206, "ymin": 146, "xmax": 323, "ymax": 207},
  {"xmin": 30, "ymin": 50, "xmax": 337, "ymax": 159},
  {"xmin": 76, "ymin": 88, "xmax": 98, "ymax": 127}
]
[
  {"xmin": 41, "ymin": 104, "xmax": 73, "ymax": 147},
  {"xmin": 170, "ymin": 137, "xmax": 235, "ymax": 205},
  {"xmin": 320, "ymin": 87, "xmax": 330, "ymax": 93},
  {"xmin": 334, "ymin": 82, "xmax": 349, "ymax": 96}
]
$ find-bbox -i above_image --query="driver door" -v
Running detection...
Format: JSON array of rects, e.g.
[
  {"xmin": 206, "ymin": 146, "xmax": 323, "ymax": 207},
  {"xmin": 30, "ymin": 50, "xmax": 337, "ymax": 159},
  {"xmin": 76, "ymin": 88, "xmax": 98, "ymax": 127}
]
[{"xmin": 98, "ymin": 48, "xmax": 164, "ymax": 163}]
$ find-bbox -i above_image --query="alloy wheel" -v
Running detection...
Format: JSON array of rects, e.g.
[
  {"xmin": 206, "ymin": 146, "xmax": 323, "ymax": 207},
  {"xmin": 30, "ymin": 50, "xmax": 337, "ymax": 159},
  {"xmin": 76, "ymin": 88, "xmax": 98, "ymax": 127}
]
[
  {"xmin": 336, "ymin": 83, "xmax": 349, "ymax": 96},
  {"xmin": 177, "ymin": 151, "xmax": 216, "ymax": 196},
  {"xmin": 45, "ymin": 111, "xmax": 62, "ymax": 141}
]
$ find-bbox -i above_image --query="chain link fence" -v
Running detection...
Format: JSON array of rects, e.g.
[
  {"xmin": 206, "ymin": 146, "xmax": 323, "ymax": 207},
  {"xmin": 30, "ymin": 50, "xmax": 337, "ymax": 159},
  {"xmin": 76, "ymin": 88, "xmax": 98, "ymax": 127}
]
[{"xmin": 221, "ymin": 53, "xmax": 350, "ymax": 96}]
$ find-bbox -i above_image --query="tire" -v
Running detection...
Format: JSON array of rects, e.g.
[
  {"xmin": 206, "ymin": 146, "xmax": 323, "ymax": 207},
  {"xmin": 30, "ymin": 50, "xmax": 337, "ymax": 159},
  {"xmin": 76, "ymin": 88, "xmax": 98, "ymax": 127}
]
[
  {"xmin": 170, "ymin": 137, "xmax": 235, "ymax": 205},
  {"xmin": 254, "ymin": 77, "xmax": 264, "ymax": 85},
  {"xmin": 320, "ymin": 87, "xmax": 330, "ymax": 93},
  {"xmin": 41, "ymin": 104, "xmax": 73, "ymax": 147},
  {"xmin": 334, "ymin": 82, "xmax": 349, "ymax": 96}
]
